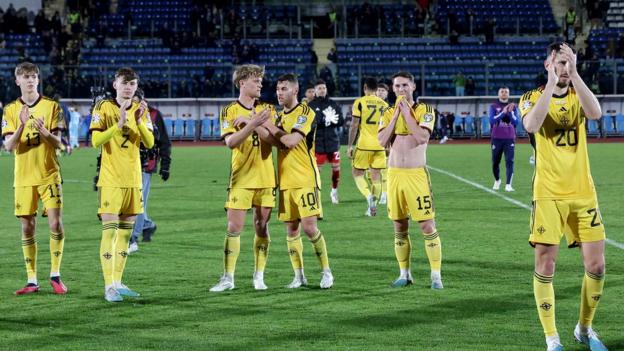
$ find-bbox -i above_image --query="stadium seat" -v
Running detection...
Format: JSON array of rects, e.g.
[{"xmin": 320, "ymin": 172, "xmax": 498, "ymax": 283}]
[
  {"xmin": 480, "ymin": 117, "xmax": 491, "ymax": 137},
  {"xmin": 616, "ymin": 114, "xmax": 624, "ymax": 136},
  {"xmin": 603, "ymin": 116, "xmax": 617, "ymax": 136},
  {"xmin": 183, "ymin": 119, "xmax": 196, "ymax": 140},
  {"xmin": 516, "ymin": 119, "xmax": 527, "ymax": 137},
  {"xmin": 164, "ymin": 118, "xmax": 175, "ymax": 139},
  {"xmin": 173, "ymin": 119, "xmax": 185, "ymax": 140},
  {"xmin": 586, "ymin": 118, "xmax": 601, "ymax": 137}
]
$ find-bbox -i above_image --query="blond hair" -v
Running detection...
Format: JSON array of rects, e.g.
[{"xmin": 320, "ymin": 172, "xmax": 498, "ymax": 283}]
[
  {"xmin": 15, "ymin": 62, "xmax": 39, "ymax": 77},
  {"xmin": 232, "ymin": 64, "xmax": 264, "ymax": 89}
]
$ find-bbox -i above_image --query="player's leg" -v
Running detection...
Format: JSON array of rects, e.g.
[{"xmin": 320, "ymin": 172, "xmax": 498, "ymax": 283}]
[
  {"xmin": 504, "ymin": 140, "xmax": 515, "ymax": 191},
  {"xmin": 572, "ymin": 198, "xmax": 607, "ymax": 350},
  {"xmin": 15, "ymin": 186, "xmax": 40, "ymax": 295},
  {"xmin": 40, "ymin": 182, "xmax": 67, "ymax": 294},
  {"xmin": 252, "ymin": 205, "xmax": 272, "ymax": 290},
  {"xmin": 211, "ymin": 188, "xmax": 253, "ymax": 292},
  {"xmin": 300, "ymin": 214, "xmax": 332, "ymax": 288},
  {"xmin": 285, "ymin": 220, "xmax": 307, "ymax": 288},
  {"xmin": 491, "ymin": 139, "xmax": 503, "ymax": 190},
  {"xmin": 392, "ymin": 219, "xmax": 412, "ymax": 287},
  {"xmin": 330, "ymin": 152, "xmax": 341, "ymax": 204},
  {"xmin": 352, "ymin": 167, "xmax": 371, "ymax": 200},
  {"xmin": 418, "ymin": 219, "xmax": 443, "ymax": 289},
  {"xmin": 534, "ymin": 244, "xmax": 561, "ymax": 351},
  {"xmin": 100, "ymin": 212, "xmax": 122, "ymax": 302},
  {"xmin": 368, "ymin": 167, "xmax": 382, "ymax": 216},
  {"xmin": 112, "ymin": 213, "xmax": 139, "ymax": 297},
  {"xmin": 531, "ymin": 199, "xmax": 567, "ymax": 350}
]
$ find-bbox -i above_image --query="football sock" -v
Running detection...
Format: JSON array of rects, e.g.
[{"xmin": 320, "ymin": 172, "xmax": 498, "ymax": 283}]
[
  {"xmin": 423, "ymin": 231, "xmax": 442, "ymax": 271},
  {"xmin": 113, "ymin": 221, "xmax": 134, "ymax": 283},
  {"xmin": 287, "ymin": 233, "xmax": 304, "ymax": 270},
  {"xmin": 381, "ymin": 168, "xmax": 388, "ymax": 194},
  {"xmin": 331, "ymin": 169, "xmax": 340, "ymax": 189},
  {"xmin": 224, "ymin": 231, "xmax": 241, "ymax": 274},
  {"xmin": 50, "ymin": 276, "xmax": 61, "ymax": 284},
  {"xmin": 354, "ymin": 175, "xmax": 371, "ymax": 198},
  {"xmin": 534, "ymin": 272, "xmax": 557, "ymax": 337},
  {"xmin": 21, "ymin": 235, "xmax": 37, "ymax": 283},
  {"xmin": 310, "ymin": 230, "xmax": 330, "ymax": 270},
  {"xmin": 394, "ymin": 231, "xmax": 411, "ymax": 270},
  {"xmin": 49, "ymin": 231, "xmax": 64, "ymax": 275},
  {"xmin": 100, "ymin": 221, "xmax": 118, "ymax": 287},
  {"xmin": 371, "ymin": 179, "xmax": 382, "ymax": 199},
  {"xmin": 253, "ymin": 234, "xmax": 270, "ymax": 273},
  {"xmin": 579, "ymin": 271, "xmax": 605, "ymax": 328}
]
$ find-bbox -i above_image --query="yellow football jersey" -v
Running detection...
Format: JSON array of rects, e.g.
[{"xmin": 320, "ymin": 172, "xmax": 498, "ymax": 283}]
[
  {"xmin": 379, "ymin": 101, "xmax": 435, "ymax": 135},
  {"xmin": 276, "ymin": 103, "xmax": 320, "ymax": 190},
  {"xmin": 352, "ymin": 95, "xmax": 388, "ymax": 151},
  {"xmin": 90, "ymin": 99, "xmax": 153, "ymax": 188},
  {"xmin": 1, "ymin": 96, "xmax": 65, "ymax": 187},
  {"xmin": 220, "ymin": 100, "xmax": 276, "ymax": 189},
  {"xmin": 519, "ymin": 87, "xmax": 595, "ymax": 200}
]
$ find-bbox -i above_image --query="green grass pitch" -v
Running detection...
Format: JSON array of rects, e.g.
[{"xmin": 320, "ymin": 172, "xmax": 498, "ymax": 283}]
[{"xmin": 0, "ymin": 142, "xmax": 622, "ymax": 350}]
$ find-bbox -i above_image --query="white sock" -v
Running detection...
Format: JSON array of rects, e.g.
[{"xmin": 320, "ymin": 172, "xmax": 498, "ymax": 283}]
[
  {"xmin": 254, "ymin": 271, "xmax": 264, "ymax": 280},
  {"xmin": 50, "ymin": 272, "xmax": 60, "ymax": 278},
  {"xmin": 431, "ymin": 270, "xmax": 441, "ymax": 281},
  {"xmin": 113, "ymin": 281, "xmax": 123, "ymax": 289},
  {"xmin": 224, "ymin": 272, "xmax": 234, "ymax": 280},
  {"xmin": 294, "ymin": 268, "xmax": 304, "ymax": 279},
  {"xmin": 546, "ymin": 334, "xmax": 561, "ymax": 347},
  {"xmin": 399, "ymin": 268, "xmax": 410, "ymax": 279},
  {"xmin": 27, "ymin": 278, "xmax": 38, "ymax": 285},
  {"xmin": 105, "ymin": 284, "xmax": 114, "ymax": 292},
  {"xmin": 577, "ymin": 323, "xmax": 589, "ymax": 335},
  {"xmin": 322, "ymin": 268, "xmax": 332, "ymax": 274}
]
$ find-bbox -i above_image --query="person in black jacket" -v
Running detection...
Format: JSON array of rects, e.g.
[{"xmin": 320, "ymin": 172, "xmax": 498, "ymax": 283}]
[
  {"xmin": 308, "ymin": 79, "xmax": 344, "ymax": 204},
  {"xmin": 128, "ymin": 91, "xmax": 172, "ymax": 253}
]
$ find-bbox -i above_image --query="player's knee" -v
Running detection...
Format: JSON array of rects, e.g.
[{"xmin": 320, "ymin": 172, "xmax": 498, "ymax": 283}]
[
  {"xmin": 585, "ymin": 259, "xmax": 605, "ymax": 276},
  {"xmin": 419, "ymin": 221, "xmax": 436, "ymax": 235},
  {"xmin": 227, "ymin": 221, "xmax": 243, "ymax": 233},
  {"xmin": 48, "ymin": 218, "xmax": 63, "ymax": 234},
  {"xmin": 301, "ymin": 224, "xmax": 317, "ymax": 237}
]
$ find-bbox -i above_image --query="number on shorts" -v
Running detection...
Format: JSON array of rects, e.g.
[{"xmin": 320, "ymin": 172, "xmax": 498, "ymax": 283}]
[
  {"xmin": 416, "ymin": 195, "xmax": 432, "ymax": 210},
  {"xmin": 48, "ymin": 184, "xmax": 60, "ymax": 198},
  {"xmin": 299, "ymin": 192, "xmax": 317, "ymax": 208},
  {"xmin": 587, "ymin": 208, "xmax": 601, "ymax": 227}
]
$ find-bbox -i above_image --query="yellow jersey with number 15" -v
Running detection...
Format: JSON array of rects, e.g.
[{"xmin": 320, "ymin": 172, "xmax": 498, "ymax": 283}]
[{"xmin": 1, "ymin": 96, "xmax": 65, "ymax": 187}]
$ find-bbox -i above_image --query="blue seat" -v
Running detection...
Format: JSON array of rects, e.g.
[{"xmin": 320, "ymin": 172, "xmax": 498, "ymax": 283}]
[
  {"xmin": 174, "ymin": 119, "xmax": 185, "ymax": 139},
  {"xmin": 616, "ymin": 114, "xmax": 624, "ymax": 136},
  {"xmin": 603, "ymin": 116, "xmax": 617, "ymax": 135},
  {"xmin": 164, "ymin": 118, "xmax": 174, "ymax": 138},
  {"xmin": 480, "ymin": 117, "xmax": 491, "ymax": 137},
  {"xmin": 586, "ymin": 118, "xmax": 601, "ymax": 137},
  {"xmin": 183, "ymin": 119, "xmax": 196, "ymax": 140},
  {"xmin": 515, "ymin": 119, "xmax": 526, "ymax": 137}
]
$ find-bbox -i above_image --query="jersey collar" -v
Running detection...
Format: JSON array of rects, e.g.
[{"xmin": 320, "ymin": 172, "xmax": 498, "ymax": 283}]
[
  {"xmin": 19, "ymin": 95, "xmax": 42, "ymax": 108},
  {"xmin": 237, "ymin": 99, "xmax": 255, "ymax": 111},
  {"xmin": 283, "ymin": 102, "xmax": 301, "ymax": 115},
  {"xmin": 113, "ymin": 99, "xmax": 134, "ymax": 110},
  {"xmin": 552, "ymin": 89, "xmax": 569, "ymax": 99}
]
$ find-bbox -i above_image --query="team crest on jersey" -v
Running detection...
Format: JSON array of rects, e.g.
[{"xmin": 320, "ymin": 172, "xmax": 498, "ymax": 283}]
[
  {"xmin": 423, "ymin": 113, "xmax": 434, "ymax": 122},
  {"xmin": 522, "ymin": 101, "xmax": 533, "ymax": 110},
  {"xmin": 222, "ymin": 120, "xmax": 230, "ymax": 129},
  {"xmin": 92, "ymin": 113, "xmax": 101, "ymax": 123},
  {"xmin": 1, "ymin": 119, "xmax": 6, "ymax": 128},
  {"xmin": 293, "ymin": 115, "xmax": 307, "ymax": 129}
]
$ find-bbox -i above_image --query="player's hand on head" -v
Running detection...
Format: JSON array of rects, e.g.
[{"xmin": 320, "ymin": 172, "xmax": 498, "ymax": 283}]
[
  {"xmin": 560, "ymin": 43, "xmax": 577, "ymax": 76},
  {"xmin": 19, "ymin": 105, "xmax": 29, "ymax": 124},
  {"xmin": 546, "ymin": 51, "xmax": 559, "ymax": 85}
]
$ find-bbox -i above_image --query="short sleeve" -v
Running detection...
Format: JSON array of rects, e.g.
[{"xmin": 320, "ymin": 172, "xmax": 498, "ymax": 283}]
[
  {"xmin": 519, "ymin": 89, "xmax": 542, "ymax": 118},
  {"xmin": 51, "ymin": 102, "xmax": 66, "ymax": 132},
  {"xmin": 378, "ymin": 106, "xmax": 394, "ymax": 132},
  {"xmin": 416, "ymin": 104, "xmax": 436, "ymax": 132},
  {"xmin": 1, "ymin": 106, "xmax": 16, "ymax": 136},
  {"xmin": 220, "ymin": 104, "xmax": 236, "ymax": 138},
  {"xmin": 90, "ymin": 101, "xmax": 108, "ymax": 132},
  {"xmin": 351, "ymin": 98, "xmax": 362, "ymax": 118},
  {"xmin": 292, "ymin": 107, "xmax": 315, "ymax": 136}
]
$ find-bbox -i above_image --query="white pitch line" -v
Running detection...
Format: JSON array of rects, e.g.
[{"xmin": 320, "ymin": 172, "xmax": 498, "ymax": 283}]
[{"xmin": 428, "ymin": 165, "xmax": 624, "ymax": 250}]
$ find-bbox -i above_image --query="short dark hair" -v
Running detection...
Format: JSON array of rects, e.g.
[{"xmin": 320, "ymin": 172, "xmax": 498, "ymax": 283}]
[
  {"xmin": 499, "ymin": 86, "xmax": 509, "ymax": 91},
  {"xmin": 547, "ymin": 42, "xmax": 576, "ymax": 56},
  {"xmin": 363, "ymin": 77, "xmax": 378, "ymax": 91},
  {"xmin": 115, "ymin": 67, "xmax": 139, "ymax": 82},
  {"xmin": 377, "ymin": 83, "xmax": 389, "ymax": 91},
  {"xmin": 277, "ymin": 73, "xmax": 298, "ymax": 85},
  {"xmin": 15, "ymin": 62, "xmax": 39, "ymax": 77},
  {"xmin": 305, "ymin": 84, "xmax": 315, "ymax": 91},
  {"xmin": 314, "ymin": 79, "xmax": 326, "ymax": 87},
  {"xmin": 391, "ymin": 71, "xmax": 414, "ymax": 82}
]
